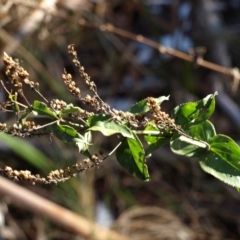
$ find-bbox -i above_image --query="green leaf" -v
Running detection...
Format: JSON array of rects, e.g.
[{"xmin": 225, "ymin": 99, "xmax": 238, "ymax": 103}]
[
  {"xmin": 0, "ymin": 132, "xmax": 51, "ymax": 170},
  {"xmin": 116, "ymin": 136, "xmax": 149, "ymax": 181},
  {"xmin": 171, "ymin": 92, "xmax": 217, "ymax": 129},
  {"xmin": 87, "ymin": 114, "xmax": 110, "ymax": 126},
  {"xmin": 189, "ymin": 120, "xmax": 216, "ymax": 142},
  {"xmin": 32, "ymin": 101, "xmax": 58, "ymax": 119},
  {"xmin": 210, "ymin": 135, "xmax": 240, "ymax": 171},
  {"xmin": 170, "ymin": 121, "xmax": 215, "ymax": 157},
  {"xmin": 51, "ymin": 123, "xmax": 80, "ymax": 143},
  {"xmin": 88, "ymin": 116, "xmax": 134, "ymax": 139},
  {"xmin": 144, "ymin": 122, "xmax": 170, "ymax": 143},
  {"xmin": 199, "ymin": 135, "xmax": 240, "ymax": 187},
  {"xmin": 144, "ymin": 123, "xmax": 161, "ymax": 144},
  {"xmin": 128, "ymin": 96, "xmax": 169, "ymax": 115},
  {"xmin": 60, "ymin": 104, "xmax": 84, "ymax": 115}
]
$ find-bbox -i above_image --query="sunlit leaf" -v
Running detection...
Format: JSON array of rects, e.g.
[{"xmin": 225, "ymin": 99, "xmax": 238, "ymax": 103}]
[
  {"xmin": 88, "ymin": 115, "xmax": 134, "ymax": 139},
  {"xmin": 171, "ymin": 92, "xmax": 217, "ymax": 129},
  {"xmin": 199, "ymin": 135, "xmax": 240, "ymax": 187},
  {"xmin": 32, "ymin": 101, "xmax": 58, "ymax": 119}
]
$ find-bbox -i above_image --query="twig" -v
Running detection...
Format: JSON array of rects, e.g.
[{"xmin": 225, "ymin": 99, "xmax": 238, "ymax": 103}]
[
  {"xmin": 8, "ymin": 2, "xmax": 240, "ymax": 85},
  {"xmin": 78, "ymin": 20, "xmax": 240, "ymax": 83},
  {"xmin": 0, "ymin": 80, "xmax": 28, "ymax": 108},
  {"xmin": 103, "ymin": 141, "xmax": 122, "ymax": 160}
]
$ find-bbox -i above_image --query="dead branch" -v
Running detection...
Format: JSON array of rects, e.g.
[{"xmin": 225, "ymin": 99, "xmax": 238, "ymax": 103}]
[{"xmin": 0, "ymin": 176, "xmax": 130, "ymax": 240}]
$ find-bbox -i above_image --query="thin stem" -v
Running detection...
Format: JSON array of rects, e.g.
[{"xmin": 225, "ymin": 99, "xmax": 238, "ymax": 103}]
[
  {"xmin": 61, "ymin": 119, "xmax": 85, "ymax": 128},
  {"xmin": 18, "ymin": 89, "xmax": 31, "ymax": 106},
  {"xmin": 0, "ymin": 80, "xmax": 28, "ymax": 108},
  {"xmin": 103, "ymin": 141, "xmax": 122, "ymax": 160},
  {"xmin": 33, "ymin": 119, "xmax": 59, "ymax": 130},
  {"xmin": 34, "ymin": 88, "xmax": 49, "ymax": 103}
]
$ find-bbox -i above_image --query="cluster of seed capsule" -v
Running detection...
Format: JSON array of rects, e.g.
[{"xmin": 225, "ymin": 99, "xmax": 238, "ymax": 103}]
[
  {"xmin": 111, "ymin": 108, "xmax": 150, "ymax": 127},
  {"xmin": 62, "ymin": 69, "xmax": 81, "ymax": 96},
  {"xmin": 10, "ymin": 122, "xmax": 37, "ymax": 133},
  {"xmin": 0, "ymin": 123, "xmax": 7, "ymax": 132},
  {"xmin": 1, "ymin": 166, "xmax": 74, "ymax": 184},
  {"xmin": 3, "ymin": 52, "xmax": 40, "ymax": 90},
  {"xmin": 73, "ymin": 156, "xmax": 102, "ymax": 171},
  {"xmin": 23, "ymin": 78, "xmax": 40, "ymax": 90},
  {"xmin": 50, "ymin": 99, "xmax": 67, "ymax": 111},
  {"xmin": 67, "ymin": 44, "xmax": 96, "ymax": 91},
  {"xmin": 67, "ymin": 45, "xmax": 152, "ymax": 127},
  {"xmin": 47, "ymin": 169, "xmax": 68, "ymax": 183},
  {"xmin": 0, "ymin": 101, "xmax": 12, "ymax": 112},
  {"xmin": 0, "ymin": 156, "xmax": 105, "ymax": 185},
  {"xmin": 0, "ymin": 121, "xmax": 48, "ymax": 138},
  {"xmin": 46, "ymin": 157, "xmax": 103, "ymax": 183},
  {"xmin": 3, "ymin": 53, "xmax": 29, "ymax": 88},
  {"xmin": 81, "ymin": 94, "xmax": 106, "ymax": 112},
  {"xmin": 1, "ymin": 166, "xmax": 48, "ymax": 185},
  {"xmin": 21, "ymin": 121, "xmax": 38, "ymax": 131},
  {"xmin": 68, "ymin": 44, "xmax": 121, "ymax": 118},
  {"xmin": 147, "ymin": 97, "xmax": 179, "ymax": 131}
]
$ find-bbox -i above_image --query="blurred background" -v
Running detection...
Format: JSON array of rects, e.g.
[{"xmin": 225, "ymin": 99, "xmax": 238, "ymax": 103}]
[{"xmin": 1, "ymin": 0, "xmax": 240, "ymax": 239}]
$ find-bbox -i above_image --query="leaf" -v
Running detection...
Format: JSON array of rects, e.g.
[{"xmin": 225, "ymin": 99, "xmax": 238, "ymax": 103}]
[
  {"xmin": 60, "ymin": 104, "xmax": 84, "ymax": 115},
  {"xmin": 128, "ymin": 96, "xmax": 169, "ymax": 115},
  {"xmin": 32, "ymin": 101, "xmax": 58, "ymax": 119},
  {"xmin": 170, "ymin": 121, "xmax": 215, "ymax": 157},
  {"xmin": 144, "ymin": 121, "xmax": 170, "ymax": 141},
  {"xmin": 74, "ymin": 131, "xmax": 92, "ymax": 153},
  {"xmin": 210, "ymin": 135, "xmax": 240, "ymax": 171},
  {"xmin": 88, "ymin": 116, "xmax": 134, "ymax": 139},
  {"xmin": 116, "ymin": 136, "xmax": 150, "ymax": 181},
  {"xmin": 144, "ymin": 123, "xmax": 161, "ymax": 144},
  {"xmin": 87, "ymin": 114, "xmax": 111, "ymax": 126},
  {"xmin": 199, "ymin": 135, "xmax": 240, "ymax": 187},
  {"xmin": 171, "ymin": 92, "xmax": 217, "ymax": 129},
  {"xmin": 0, "ymin": 132, "xmax": 51, "ymax": 170},
  {"xmin": 189, "ymin": 120, "xmax": 216, "ymax": 142},
  {"xmin": 51, "ymin": 123, "xmax": 82, "ymax": 143},
  {"xmin": 143, "ymin": 123, "xmax": 170, "ymax": 155}
]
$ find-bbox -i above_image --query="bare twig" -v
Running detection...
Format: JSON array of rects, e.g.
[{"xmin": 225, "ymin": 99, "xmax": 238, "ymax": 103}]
[{"xmin": 6, "ymin": 2, "xmax": 239, "ymax": 87}]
